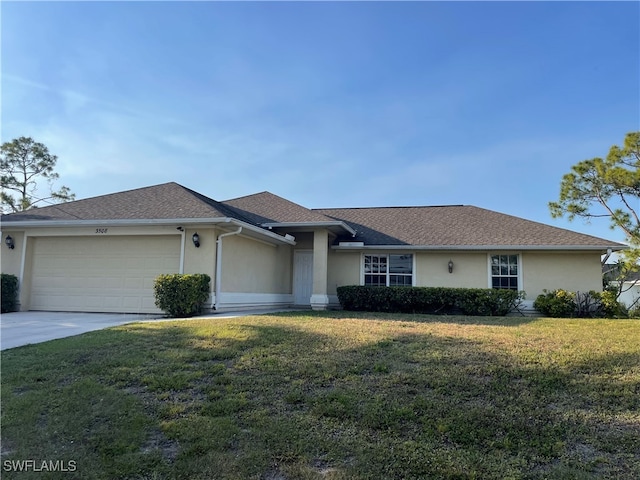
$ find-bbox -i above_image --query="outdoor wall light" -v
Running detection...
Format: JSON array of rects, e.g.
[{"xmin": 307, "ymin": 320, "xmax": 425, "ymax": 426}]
[
  {"xmin": 448, "ymin": 259, "xmax": 454, "ymax": 273},
  {"xmin": 5, "ymin": 235, "xmax": 15, "ymax": 250},
  {"xmin": 192, "ymin": 232, "xmax": 200, "ymax": 248}
]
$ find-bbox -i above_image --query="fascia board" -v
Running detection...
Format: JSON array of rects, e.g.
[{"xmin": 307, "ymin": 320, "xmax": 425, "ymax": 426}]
[
  {"xmin": 262, "ymin": 221, "xmax": 357, "ymax": 236},
  {"xmin": 227, "ymin": 219, "xmax": 297, "ymax": 245},
  {"xmin": 0, "ymin": 217, "xmax": 233, "ymax": 228},
  {"xmin": 0, "ymin": 217, "xmax": 296, "ymax": 245},
  {"xmin": 331, "ymin": 244, "xmax": 627, "ymax": 252}
]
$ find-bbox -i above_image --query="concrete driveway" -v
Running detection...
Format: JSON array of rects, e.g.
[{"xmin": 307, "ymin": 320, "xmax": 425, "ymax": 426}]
[
  {"xmin": 0, "ymin": 311, "xmax": 166, "ymax": 350},
  {"xmin": 0, "ymin": 308, "xmax": 302, "ymax": 350}
]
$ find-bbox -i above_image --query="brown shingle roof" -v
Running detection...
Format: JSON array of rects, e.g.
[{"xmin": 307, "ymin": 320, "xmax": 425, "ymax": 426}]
[
  {"xmin": 316, "ymin": 205, "xmax": 623, "ymax": 248},
  {"xmin": 1, "ymin": 182, "xmax": 624, "ymax": 250},
  {"xmin": 222, "ymin": 191, "xmax": 336, "ymax": 224},
  {"xmin": 0, "ymin": 182, "xmax": 240, "ymax": 222}
]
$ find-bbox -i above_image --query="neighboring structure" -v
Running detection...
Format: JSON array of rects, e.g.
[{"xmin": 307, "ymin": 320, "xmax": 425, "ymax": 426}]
[
  {"xmin": 603, "ymin": 264, "xmax": 640, "ymax": 309},
  {"xmin": 0, "ymin": 182, "xmax": 625, "ymax": 314}
]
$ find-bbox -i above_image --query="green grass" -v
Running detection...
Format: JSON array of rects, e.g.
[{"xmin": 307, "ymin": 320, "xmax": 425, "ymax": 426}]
[{"xmin": 1, "ymin": 311, "xmax": 639, "ymax": 479}]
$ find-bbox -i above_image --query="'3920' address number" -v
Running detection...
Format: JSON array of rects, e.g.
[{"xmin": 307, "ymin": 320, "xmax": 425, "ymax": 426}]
[{"xmin": 95, "ymin": 228, "xmax": 108, "ymax": 234}]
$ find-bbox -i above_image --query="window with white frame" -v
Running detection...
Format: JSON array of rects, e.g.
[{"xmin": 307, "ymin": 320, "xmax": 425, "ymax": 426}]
[
  {"xmin": 364, "ymin": 254, "xmax": 413, "ymax": 286},
  {"xmin": 490, "ymin": 254, "xmax": 519, "ymax": 290}
]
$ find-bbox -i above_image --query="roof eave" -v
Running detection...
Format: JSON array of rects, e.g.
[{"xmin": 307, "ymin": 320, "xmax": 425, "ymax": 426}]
[
  {"xmin": 227, "ymin": 219, "xmax": 297, "ymax": 245},
  {"xmin": 262, "ymin": 221, "xmax": 357, "ymax": 236},
  {"xmin": 0, "ymin": 217, "xmax": 296, "ymax": 246},
  {"xmin": 0, "ymin": 217, "xmax": 234, "ymax": 228},
  {"xmin": 332, "ymin": 244, "xmax": 627, "ymax": 251}
]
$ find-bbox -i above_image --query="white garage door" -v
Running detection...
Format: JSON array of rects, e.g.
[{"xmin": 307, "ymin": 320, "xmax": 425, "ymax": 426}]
[{"xmin": 30, "ymin": 236, "xmax": 181, "ymax": 313}]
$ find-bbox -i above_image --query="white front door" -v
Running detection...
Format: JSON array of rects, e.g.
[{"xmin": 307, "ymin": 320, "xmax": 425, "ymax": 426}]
[{"xmin": 293, "ymin": 250, "xmax": 313, "ymax": 306}]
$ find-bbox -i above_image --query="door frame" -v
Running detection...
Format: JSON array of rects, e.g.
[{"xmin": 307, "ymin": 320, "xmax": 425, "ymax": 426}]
[{"xmin": 293, "ymin": 250, "xmax": 313, "ymax": 306}]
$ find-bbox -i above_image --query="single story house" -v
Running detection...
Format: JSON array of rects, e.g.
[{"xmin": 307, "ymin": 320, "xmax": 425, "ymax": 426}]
[{"xmin": 1, "ymin": 182, "xmax": 625, "ymax": 314}]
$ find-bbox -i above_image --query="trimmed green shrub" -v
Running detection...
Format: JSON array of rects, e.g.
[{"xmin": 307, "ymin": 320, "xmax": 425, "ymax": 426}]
[
  {"xmin": 1, "ymin": 273, "xmax": 19, "ymax": 313},
  {"xmin": 154, "ymin": 273, "xmax": 211, "ymax": 318},
  {"xmin": 456, "ymin": 288, "xmax": 523, "ymax": 316},
  {"xmin": 534, "ymin": 290, "xmax": 576, "ymax": 318},
  {"xmin": 533, "ymin": 289, "xmax": 626, "ymax": 318},
  {"xmin": 598, "ymin": 288, "xmax": 629, "ymax": 318},
  {"xmin": 336, "ymin": 286, "xmax": 522, "ymax": 316}
]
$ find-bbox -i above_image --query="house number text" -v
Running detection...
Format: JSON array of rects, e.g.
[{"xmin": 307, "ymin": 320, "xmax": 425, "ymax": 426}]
[{"xmin": 95, "ymin": 228, "xmax": 108, "ymax": 234}]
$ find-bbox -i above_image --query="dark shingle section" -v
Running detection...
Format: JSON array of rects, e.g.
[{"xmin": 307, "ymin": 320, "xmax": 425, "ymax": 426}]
[
  {"xmin": 222, "ymin": 191, "xmax": 337, "ymax": 224},
  {"xmin": 1, "ymin": 183, "xmax": 234, "ymax": 221},
  {"xmin": 316, "ymin": 205, "xmax": 623, "ymax": 248}
]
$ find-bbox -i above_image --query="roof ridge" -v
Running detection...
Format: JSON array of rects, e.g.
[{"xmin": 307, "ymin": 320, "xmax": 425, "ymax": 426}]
[
  {"xmin": 0, "ymin": 182, "xmax": 242, "ymax": 222},
  {"xmin": 178, "ymin": 185, "xmax": 263, "ymax": 225},
  {"xmin": 0, "ymin": 181, "xmax": 186, "ymax": 219},
  {"xmin": 222, "ymin": 191, "xmax": 339, "ymax": 223},
  {"xmin": 66, "ymin": 182, "xmax": 186, "ymax": 204},
  {"xmin": 315, "ymin": 204, "xmax": 466, "ymax": 211},
  {"xmin": 222, "ymin": 191, "xmax": 272, "ymax": 202},
  {"xmin": 226, "ymin": 191, "xmax": 320, "ymax": 209}
]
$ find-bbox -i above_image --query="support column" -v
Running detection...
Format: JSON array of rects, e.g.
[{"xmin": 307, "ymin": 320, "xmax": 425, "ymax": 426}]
[{"xmin": 310, "ymin": 229, "xmax": 329, "ymax": 310}]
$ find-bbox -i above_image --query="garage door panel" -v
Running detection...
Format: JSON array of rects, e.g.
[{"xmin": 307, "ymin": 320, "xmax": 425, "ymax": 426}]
[
  {"xmin": 33, "ymin": 257, "xmax": 55, "ymax": 270},
  {"xmin": 124, "ymin": 277, "xmax": 144, "ymax": 289},
  {"xmin": 67, "ymin": 296, "xmax": 85, "ymax": 308},
  {"xmin": 102, "ymin": 276, "xmax": 122, "ymax": 288},
  {"xmin": 141, "ymin": 297, "xmax": 158, "ymax": 310},
  {"xmin": 31, "ymin": 294, "xmax": 64, "ymax": 309},
  {"xmin": 123, "ymin": 297, "xmax": 144, "ymax": 309},
  {"xmin": 69, "ymin": 258, "xmax": 86, "ymax": 269},
  {"xmin": 81, "ymin": 277, "xmax": 103, "ymax": 289},
  {"xmin": 143, "ymin": 258, "xmax": 171, "ymax": 269},
  {"xmin": 102, "ymin": 296, "xmax": 124, "ymax": 309},
  {"xmin": 65, "ymin": 277, "xmax": 85, "ymax": 288},
  {"xmin": 83, "ymin": 295, "xmax": 104, "ymax": 308},
  {"xmin": 30, "ymin": 236, "xmax": 181, "ymax": 313},
  {"xmin": 34, "ymin": 275, "xmax": 69, "ymax": 288}
]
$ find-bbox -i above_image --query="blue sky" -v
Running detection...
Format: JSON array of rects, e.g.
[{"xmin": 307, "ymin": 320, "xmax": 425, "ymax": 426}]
[{"xmin": 2, "ymin": 1, "xmax": 639, "ymax": 243}]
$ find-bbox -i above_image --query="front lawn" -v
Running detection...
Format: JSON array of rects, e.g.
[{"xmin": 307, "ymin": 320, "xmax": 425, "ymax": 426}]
[{"xmin": 1, "ymin": 311, "xmax": 639, "ymax": 479}]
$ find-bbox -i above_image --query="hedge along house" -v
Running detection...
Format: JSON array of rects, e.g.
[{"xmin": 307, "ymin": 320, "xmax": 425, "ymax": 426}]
[{"xmin": 0, "ymin": 182, "xmax": 626, "ymax": 314}]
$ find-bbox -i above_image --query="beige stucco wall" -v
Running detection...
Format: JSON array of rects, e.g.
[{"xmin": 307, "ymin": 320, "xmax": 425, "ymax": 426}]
[
  {"xmin": 416, "ymin": 252, "xmax": 489, "ymax": 288},
  {"xmin": 325, "ymin": 249, "xmax": 605, "ymax": 302},
  {"xmin": 420, "ymin": 251, "xmax": 604, "ymax": 299},
  {"xmin": 183, "ymin": 228, "xmax": 216, "ymax": 282},
  {"xmin": 20, "ymin": 237, "xmax": 35, "ymax": 309},
  {"xmin": 326, "ymin": 250, "xmax": 491, "ymax": 292},
  {"xmin": 327, "ymin": 251, "xmax": 361, "ymax": 294},
  {"xmin": 522, "ymin": 251, "xmax": 603, "ymax": 298},
  {"xmin": 0, "ymin": 230, "xmax": 25, "ymax": 277},
  {"xmin": 221, "ymin": 234, "xmax": 292, "ymax": 293},
  {"xmin": 3, "ymin": 221, "xmax": 606, "ymax": 310},
  {"xmin": 1, "ymin": 230, "xmax": 28, "ymax": 309}
]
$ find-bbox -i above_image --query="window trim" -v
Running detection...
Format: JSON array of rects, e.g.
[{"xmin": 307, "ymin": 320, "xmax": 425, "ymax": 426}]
[
  {"xmin": 487, "ymin": 253, "xmax": 522, "ymax": 291},
  {"xmin": 361, "ymin": 252, "xmax": 415, "ymax": 287}
]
